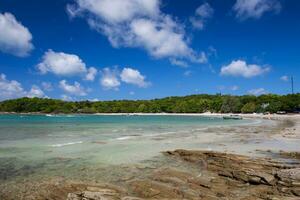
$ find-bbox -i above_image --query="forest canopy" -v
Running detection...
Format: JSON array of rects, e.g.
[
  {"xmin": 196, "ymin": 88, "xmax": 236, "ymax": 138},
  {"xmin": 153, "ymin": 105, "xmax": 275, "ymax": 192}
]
[{"xmin": 0, "ymin": 94, "xmax": 299, "ymax": 114}]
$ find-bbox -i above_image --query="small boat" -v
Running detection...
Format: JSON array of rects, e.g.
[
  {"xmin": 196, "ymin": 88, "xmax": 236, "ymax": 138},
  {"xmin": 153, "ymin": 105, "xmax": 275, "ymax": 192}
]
[{"xmin": 223, "ymin": 115, "xmax": 243, "ymax": 120}]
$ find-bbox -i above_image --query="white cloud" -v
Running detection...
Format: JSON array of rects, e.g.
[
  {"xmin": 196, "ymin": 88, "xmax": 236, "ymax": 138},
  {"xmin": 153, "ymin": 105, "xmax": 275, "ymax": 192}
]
[
  {"xmin": 85, "ymin": 67, "xmax": 97, "ymax": 81},
  {"xmin": 59, "ymin": 80, "xmax": 87, "ymax": 96},
  {"xmin": 67, "ymin": 0, "xmax": 160, "ymax": 23},
  {"xmin": 233, "ymin": 0, "xmax": 281, "ymax": 20},
  {"xmin": 196, "ymin": 52, "xmax": 208, "ymax": 63},
  {"xmin": 42, "ymin": 82, "xmax": 53, "ymax": 91},
  {"xmin": 37, "ymin": 50, "xmax": 97, "ymax": 81},
  {"xmin": 248, "ymin": 88, "xmax": 268, "ymax": 95},
  {"xmin": 89, "ymin": 98, "xmax": 99, "ymax": 102},
  {"xmin": 220, "ymin": 60, "xmax": 270, "ymax": 78},
  {"xmin": 67, "ymin": 0, "xmax": 207, "ymax": 65},
  {"xmin": 27, "ymin": 85, "xmax": 45, "ymax": 98},
  {"xmin": 190, "ymin": 3, "xmax": 214, "ymax": 30},
  {"xmin": 170, "ymin": 58, "xmax": 188, "ymax": 68},
  {"xmin": 100, "ymin": 68, "xmax": 120, "ymax": 90},
  {"xmin": 129, "ymin": 18, "xmax": 193, "ymax": 59},
  {"xmin": 61, "ymin": 94, "xmax": 74, "ymax": 101},
  {"xmin": 129, "ymin": 91, "xmax": 135, "ymax": 95},
  {"xmin": 120, "ymin": 68, "xmax": 150, "ymax": 88},
  {"xmin": 37, "ymin": 50, "xmax": 86, "ymax": 76},
  {"xmin": 0, "ymin": 74, "xmax": 46, "ymax": 100},
  {"xmin": 280, "ymin": 75, "xmax": 289, "ymax": 82},
  {"xmin": 0, "ymin": 73, "xmax": 26, "ymax": 100},
  {"xmin": 0, "ymin": 12, "xmax": 33, "ymax": 57}
]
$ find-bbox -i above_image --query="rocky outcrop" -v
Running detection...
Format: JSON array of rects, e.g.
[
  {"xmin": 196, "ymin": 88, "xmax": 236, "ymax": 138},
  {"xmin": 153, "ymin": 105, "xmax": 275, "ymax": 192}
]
[
  {"xmin": 164, "ymin": 150, "xmax": 300, "ymax": 199},
  {"xmin": 64, "ymin": 150, "xmax": 300, "ymax": 200},
  {"xmin": 3, "ymin": 150, "xmax": 300, "ymax": 200}
]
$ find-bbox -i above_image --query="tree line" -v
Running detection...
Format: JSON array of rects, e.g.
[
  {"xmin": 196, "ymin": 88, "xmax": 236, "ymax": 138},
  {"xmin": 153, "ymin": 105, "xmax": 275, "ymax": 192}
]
[{"xmin": 0, "ymin": 93, "xmax": 299, "ymax": 114}]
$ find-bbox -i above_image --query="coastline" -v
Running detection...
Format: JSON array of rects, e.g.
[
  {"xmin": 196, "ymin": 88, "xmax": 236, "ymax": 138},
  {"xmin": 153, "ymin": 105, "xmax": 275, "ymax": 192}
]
[
  {"xmin": 1, "ymin": 113, "xmax": 300, "ymax": 199},
  {"xmin": 2, "ymin": 110, "xmax": 300, "ymax": 118}
]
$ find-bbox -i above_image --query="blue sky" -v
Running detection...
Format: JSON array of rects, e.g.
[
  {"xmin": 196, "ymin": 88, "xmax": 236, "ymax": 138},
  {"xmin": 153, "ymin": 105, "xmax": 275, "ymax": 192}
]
[{"xmin": 0, "ymin": 0, "xmax": 299, "ymax": 101}]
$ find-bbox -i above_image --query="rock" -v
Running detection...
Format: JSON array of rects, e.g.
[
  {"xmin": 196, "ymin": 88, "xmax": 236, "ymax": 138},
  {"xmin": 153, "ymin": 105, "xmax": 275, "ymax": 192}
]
[
  {"xmin": 121, "ymin": 197, "xmax": 144, "ymax": 200},
  {"xmin": 163, "ymin": 150, "xmax": 300, "ymax": 199},
  {"xmin": 248, "ymin": 171, "xmax": 276, "ymax": 185},
  {"xmin": 188, "ymin": 176, "xmax": 212, "ymax": 188},
  {"xmin": 129, "ymin": 180, "xmax": 183, "ymax": 198},
  {"xmin": 67, "ymin": 193, "xmax": 81, "ymax": 200},
  {"xmin": 292, "ymin": 188, "xmax": 300, "ymax": 196},
  {"xmin": 277, "ymin": 168, "xmax": 300, "ymax": 181},
  {"xmin": 82, "ymin": 191, "xmax": 106, "ymax": 200}
]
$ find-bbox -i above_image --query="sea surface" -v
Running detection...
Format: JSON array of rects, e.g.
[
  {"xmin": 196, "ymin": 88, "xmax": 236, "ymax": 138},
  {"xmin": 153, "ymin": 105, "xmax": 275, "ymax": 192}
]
[{"xmin": 0, "ymin": 114, "xmax": 253, "ymax": 183}]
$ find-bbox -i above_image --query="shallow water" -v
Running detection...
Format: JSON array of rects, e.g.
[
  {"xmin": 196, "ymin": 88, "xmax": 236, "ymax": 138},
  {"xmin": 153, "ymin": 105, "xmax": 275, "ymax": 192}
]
[{"xmin": 0, "ymin": 114, "xmax": 255, "ymax": 183}]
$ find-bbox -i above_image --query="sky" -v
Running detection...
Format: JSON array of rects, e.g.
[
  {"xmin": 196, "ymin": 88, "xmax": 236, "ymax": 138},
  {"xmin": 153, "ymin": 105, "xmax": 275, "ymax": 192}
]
[{"xmin": 0, "ymin": 0, "xmax": 299, "ymax": 101}]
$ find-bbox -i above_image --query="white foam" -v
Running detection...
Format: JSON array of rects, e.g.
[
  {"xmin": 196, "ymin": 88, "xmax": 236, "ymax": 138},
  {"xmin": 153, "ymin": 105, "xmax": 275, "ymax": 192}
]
[
  {"xmin": 115, "ymin": 136, "xmax": 132, "ymax": 140},
  {"xmin": 49, "ymin": 141, "xmax": 83, "ymax": 147}
]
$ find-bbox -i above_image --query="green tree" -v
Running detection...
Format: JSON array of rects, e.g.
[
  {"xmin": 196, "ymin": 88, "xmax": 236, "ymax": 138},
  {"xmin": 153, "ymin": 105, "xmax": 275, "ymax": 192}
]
[{"xmin": 241, "ymin": 102, "xmax": 257, "ymax": 113}]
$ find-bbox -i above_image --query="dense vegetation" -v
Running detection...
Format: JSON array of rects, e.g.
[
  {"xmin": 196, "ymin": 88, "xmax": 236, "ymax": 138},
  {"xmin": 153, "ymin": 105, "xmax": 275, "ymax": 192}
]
[{"xmin": 0, "ymin": 94, "xmax": 299, "ymax": 114}]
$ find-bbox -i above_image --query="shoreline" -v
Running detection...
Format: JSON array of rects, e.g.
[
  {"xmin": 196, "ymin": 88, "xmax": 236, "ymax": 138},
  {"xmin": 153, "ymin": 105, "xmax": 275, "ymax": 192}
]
[
  {"xmin": 1, "ymin": 111, "xmax": 300, "ymax": 118},
  {"xmin": 1, "ymin": 112, "xmax": 300, "ymax": 199}
]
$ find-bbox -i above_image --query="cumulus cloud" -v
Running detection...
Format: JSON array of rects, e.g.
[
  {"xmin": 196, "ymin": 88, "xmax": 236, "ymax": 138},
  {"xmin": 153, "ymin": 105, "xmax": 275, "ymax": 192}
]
[
  {"xmin": 248, "ymin": 88, "xmax": 268, "ymax": 95},
  {"xmin": 27, "ymin": 85, "xmax": 45, "ymax": 98},
  {"xmin": 0, "ymin": 12, "xmax": 33, "ymax": 57},
  {"xmin": 42, "ymin": 82, "xmax": 53, "ymax": 91},
  {"xmin": 100, "ymin": 67, "xmax": 150, "ymax": 90},
  {"xmin": 120, "ymin": 68, "xmax": 150, "ymax": 88},
  {"xmin": 67, "ymin": 0, "xmax": 160, "ymax": 23},
  {"xmin": 85, "ymin": 67, "xmax": 97, "ymax": 81},
  {"xmin": 61, "ymin": 94, "xmax": 74, "ymax": 101},
  {"xmin": 37, "ymin": 50, "xmax": 97, "ymax": 81},
  {"xmin": 100, "ymin": 68, "xmax": 120, "ymax": 90},
  {"xmin": 0, "ymin": 73, "xmax": 26, "ymax": 100},
  {"xmin": 233, "ymin": 0, "xmax": 281, "ymax": 20},
  {"xmin": 220, "ymin": 60, "xmax": 270, "ymax": 78},
  {"xmin": 170, "ymin": 58, "xmax": 188, "ymax": 68},
  {"xmin": 0, "ymin": 74, "xmax": 46, "ymax": 100},
  {"xmin": 67, "ymin": 0, "xmax": 207, "ymax": 65},
  {"xmin": 280, "ymin": 75, "xmax": 289, "ymax": 82},
  {"xmin": 190, "ymin": 3, "xmax": 214, "ymax": 30},
  {"xmin": 37, "ymin": 50, "xmax": 86, "ymax": 76},
  {"xmin": 59, "ymin": 80, "xmax": 87, "ymax": 96}
]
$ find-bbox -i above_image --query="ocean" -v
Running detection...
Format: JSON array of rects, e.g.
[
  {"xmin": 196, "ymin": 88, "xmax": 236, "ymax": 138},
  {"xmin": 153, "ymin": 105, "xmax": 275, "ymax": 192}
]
[{"xmin": 0, "ymin": 114, "xmax": 252, "ymax": 183}]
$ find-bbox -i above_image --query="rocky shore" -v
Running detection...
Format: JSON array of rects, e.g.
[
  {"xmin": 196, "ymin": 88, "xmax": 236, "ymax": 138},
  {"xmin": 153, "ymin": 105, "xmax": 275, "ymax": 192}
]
[
  {"xmin": 1, "ymin": 115, "xmax": 300, "ymax": 200},
  {"xmin": 1, "ymin": 149, "xmax": 300, "ymax": 199},
  {"xmin": 61, "ymin": 149, "xmax": 300, "ymax": 200}
]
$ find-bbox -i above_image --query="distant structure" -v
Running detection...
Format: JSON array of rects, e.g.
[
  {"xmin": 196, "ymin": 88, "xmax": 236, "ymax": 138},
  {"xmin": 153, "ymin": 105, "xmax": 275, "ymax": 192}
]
[{"xmin": 291, "ymin": 76, "xmax": 294, "ymax": 94}]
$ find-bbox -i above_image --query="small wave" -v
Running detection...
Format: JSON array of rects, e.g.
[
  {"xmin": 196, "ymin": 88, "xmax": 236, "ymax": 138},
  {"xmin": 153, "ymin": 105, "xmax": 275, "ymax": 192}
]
[
  {"xmin": 49, "ymin": 141, "xmax": 83, "ymax": 147},
  {"xmin": 115, "ymin": 136, "xmax": 132, "ymax": 141}
]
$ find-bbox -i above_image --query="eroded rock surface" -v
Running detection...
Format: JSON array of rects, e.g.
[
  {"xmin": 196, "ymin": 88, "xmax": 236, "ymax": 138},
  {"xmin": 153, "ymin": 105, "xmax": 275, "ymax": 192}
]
[
  {"xmin": 2, "ymin": 150, "xmax": 300, "ymax": 200},
  {"xmin": 63, "ymin": 150, "xmax": 300, "ymax": 200},
  {"xmin": 163, "ymin": 150, "xmax": 300, "ymax": 199}
]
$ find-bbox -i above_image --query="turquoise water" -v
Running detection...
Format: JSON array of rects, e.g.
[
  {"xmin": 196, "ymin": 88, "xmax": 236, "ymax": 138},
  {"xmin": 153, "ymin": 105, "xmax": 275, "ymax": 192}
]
[{"xmin": 0, "ymin": 114, "xmax": 251, "ymax": 182}]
